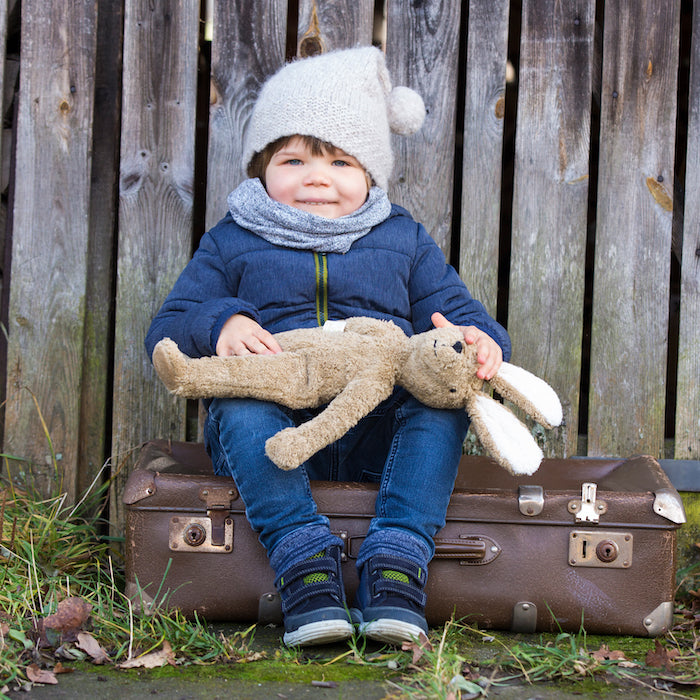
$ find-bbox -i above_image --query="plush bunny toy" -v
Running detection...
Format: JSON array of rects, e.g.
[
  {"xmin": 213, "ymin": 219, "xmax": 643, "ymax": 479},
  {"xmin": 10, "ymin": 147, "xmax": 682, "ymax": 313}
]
[{"xmin": 152, "ymin": 317, "xmax": 563, "ymax": 476}]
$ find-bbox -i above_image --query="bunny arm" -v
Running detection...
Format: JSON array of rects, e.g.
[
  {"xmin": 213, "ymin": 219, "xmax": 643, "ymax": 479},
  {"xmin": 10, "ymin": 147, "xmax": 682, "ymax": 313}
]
[
  {"xmin": 466, "ymin": 393, "xmax": 545, "ymax": 476},
  {"xmin": 265, "ymin": 374, "xmax": 396, "ymax": 470},
  {"xmin": 488, "ymin": 362, "xmax": 563, "ymax": 429}
]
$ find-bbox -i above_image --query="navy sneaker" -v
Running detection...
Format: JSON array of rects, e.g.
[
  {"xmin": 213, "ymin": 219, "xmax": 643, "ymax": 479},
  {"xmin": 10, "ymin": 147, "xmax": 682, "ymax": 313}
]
[
  {"xmin": 276, "ymin": 544, "xmax": 353, "ymax": 647},
  {"xmin": 350, "ymin": 554, "xmax": 429, "ymax": 644}
]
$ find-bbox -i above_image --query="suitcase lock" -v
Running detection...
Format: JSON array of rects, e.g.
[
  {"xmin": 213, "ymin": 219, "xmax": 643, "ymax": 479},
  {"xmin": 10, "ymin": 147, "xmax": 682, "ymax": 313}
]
[{"xmin": 168, "ymin": 487, "xmax": 237, "ymax": 553}]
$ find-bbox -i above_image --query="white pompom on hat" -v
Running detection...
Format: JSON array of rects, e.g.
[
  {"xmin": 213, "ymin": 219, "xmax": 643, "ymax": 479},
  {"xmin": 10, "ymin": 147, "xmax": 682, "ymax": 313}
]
[{"xmin": 243, "ymin": 46, "xmax": 426, "ymax": 190}]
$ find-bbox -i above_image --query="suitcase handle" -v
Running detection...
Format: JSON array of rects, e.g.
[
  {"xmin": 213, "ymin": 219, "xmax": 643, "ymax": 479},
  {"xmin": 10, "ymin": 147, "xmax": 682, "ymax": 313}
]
[
  {"xmin": 347, "ymin": 534, "xmax": 501, "ymax": 565},
  {"xmin": 433, "ymin": 535, "xmax": 500, "ymax": 565},
  {"xmin": 434, "ymin": 538, "xmax": 486, "ymax": 559}
]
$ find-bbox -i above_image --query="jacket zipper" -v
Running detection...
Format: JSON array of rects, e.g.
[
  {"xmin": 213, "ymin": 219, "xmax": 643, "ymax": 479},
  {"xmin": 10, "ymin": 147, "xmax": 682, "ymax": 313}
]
[{"xmin": 314, "ymin": 252, "xmax": 328, "ymax": 326}]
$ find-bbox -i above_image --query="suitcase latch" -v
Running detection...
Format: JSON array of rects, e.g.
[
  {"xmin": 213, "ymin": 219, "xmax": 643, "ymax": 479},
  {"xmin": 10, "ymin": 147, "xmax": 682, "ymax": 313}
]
[
  {"xmin": 168, "ymin": 487, "xmax": 238, "ymax": 553},
  {"xmin": 199, "ymin": 487, "xmax": 238, "ymax": 547},
  {"xmin": 568, "ymin": 482, "xmax": 607, "ymax": 522}
]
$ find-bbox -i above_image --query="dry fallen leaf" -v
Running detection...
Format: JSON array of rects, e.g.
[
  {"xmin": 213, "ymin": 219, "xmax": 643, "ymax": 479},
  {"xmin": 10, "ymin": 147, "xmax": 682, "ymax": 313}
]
[
  {"xmin": 76, "ymin": 632, "xmax": 110, "ymax": 664},
  {"xmin": 591, "ymin": 643, "xmax": 628, "ymax": 662},
  {"xmin": 42, "ymin": 597, "xmax": 92, "ymax": 642},
  {"xmin": 52, "ymin": 662, "xmax": 74, "ymax": 675},
  {"xmin": 25, "ymin": 664, "xmax": 58, "ymax": 685},
  {"xmin": 119, "ymin": 641, "xmax": 175, "ymax": 669},
  {"xmin": 645, "ymin": 639, "xmax": 680, "ymax": 671},
  {"xmin": 402, "ymin": 632, "xmax": 433, "ymax": 665}
]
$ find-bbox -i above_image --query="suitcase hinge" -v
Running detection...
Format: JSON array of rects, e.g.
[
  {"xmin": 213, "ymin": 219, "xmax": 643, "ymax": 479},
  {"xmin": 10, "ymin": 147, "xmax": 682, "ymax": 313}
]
[
  {"xmin": 518, "ymin": 485, "xmax": 544, "ymax": 516},
  {"xmin": 568, "ymin": 482, "xmax": 607, "ymax": 522}
]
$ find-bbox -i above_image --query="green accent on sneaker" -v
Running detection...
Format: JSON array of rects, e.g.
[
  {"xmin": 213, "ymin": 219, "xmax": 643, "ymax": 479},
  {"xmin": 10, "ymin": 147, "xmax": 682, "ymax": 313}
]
[
  {"xmin": 382, "ymin": 569, "xmax": 409, "ymax": 584},
  {"xmin": 303, "ymin": 551, "xmax": 329, "ymax": 585}
]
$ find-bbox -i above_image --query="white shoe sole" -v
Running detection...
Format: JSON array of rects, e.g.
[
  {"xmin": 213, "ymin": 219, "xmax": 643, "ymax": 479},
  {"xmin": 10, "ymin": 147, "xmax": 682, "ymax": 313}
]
[
  {"xmin": 283, "ymin": 619, "xmax": 353, "ymax": 647},
  {"xmin": 359, "ymin": 618, "xmax": 425, "ymax": 645}
]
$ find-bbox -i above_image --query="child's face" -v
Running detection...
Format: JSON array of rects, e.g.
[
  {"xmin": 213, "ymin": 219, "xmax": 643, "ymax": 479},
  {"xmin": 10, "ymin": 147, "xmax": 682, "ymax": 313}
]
[{"xmin": 264, "ymin": 137, "xmax": 370, "ymax": 218}]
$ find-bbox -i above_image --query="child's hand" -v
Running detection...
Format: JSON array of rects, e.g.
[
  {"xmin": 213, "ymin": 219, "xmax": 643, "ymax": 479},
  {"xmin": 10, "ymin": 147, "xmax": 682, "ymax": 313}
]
[
  {"xmin": 216, "ymin": 314, "xmax": 283, "ymax": 356},
  {"xmin": 431, "ymin": 312, "xmax": 502, "ymax": 380}
]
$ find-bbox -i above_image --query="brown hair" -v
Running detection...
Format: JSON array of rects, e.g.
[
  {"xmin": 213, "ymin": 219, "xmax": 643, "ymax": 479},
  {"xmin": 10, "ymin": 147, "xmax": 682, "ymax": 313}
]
[{"xmin": 247, "ymin": 135, "xmax": 374, "ymax": 188}]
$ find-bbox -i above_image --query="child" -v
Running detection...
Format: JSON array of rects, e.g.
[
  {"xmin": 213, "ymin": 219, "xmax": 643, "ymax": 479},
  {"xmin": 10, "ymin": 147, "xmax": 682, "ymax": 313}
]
[{"xmin": 145, "ymin": 46, "xmax": 510, "ymax": 647}]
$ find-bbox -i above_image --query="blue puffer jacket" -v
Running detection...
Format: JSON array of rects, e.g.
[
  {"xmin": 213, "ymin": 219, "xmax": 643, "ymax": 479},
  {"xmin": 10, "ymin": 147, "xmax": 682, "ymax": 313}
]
[{"xmin": 145, "ymin": 204, "xmax": 511, "ymax": 361}]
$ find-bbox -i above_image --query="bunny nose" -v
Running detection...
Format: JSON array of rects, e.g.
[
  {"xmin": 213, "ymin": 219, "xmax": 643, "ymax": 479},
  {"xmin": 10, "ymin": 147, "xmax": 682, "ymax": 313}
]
[{"xmin": 452, "ymin": 341, "xmax": 464, "ymax": 354}]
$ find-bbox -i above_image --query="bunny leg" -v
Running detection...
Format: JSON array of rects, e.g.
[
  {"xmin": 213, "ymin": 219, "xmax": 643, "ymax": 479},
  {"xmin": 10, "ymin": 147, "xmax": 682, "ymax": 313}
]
[{"xmin": 266, "ymin": 377, "xmax": 393, "ymax": 470}]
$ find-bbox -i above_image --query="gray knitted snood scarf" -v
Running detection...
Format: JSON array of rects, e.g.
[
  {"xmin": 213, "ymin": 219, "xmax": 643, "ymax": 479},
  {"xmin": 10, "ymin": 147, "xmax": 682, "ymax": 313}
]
[{"xmin": 227, "ymin": 178, "xmax": 392, "ymax": 254}]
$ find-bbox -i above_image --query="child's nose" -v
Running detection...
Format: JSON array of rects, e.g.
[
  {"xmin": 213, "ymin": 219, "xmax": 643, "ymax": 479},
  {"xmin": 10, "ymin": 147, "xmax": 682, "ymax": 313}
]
[{"xmin": 304, "ymin": 162, "xmax": 332, "ymax": 185}]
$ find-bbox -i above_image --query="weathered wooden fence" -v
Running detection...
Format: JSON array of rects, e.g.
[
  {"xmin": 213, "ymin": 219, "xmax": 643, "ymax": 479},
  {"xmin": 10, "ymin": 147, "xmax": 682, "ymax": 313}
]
[{"xmin": 0, "ymin": 0, "xmax": 698, "ymax": 531}]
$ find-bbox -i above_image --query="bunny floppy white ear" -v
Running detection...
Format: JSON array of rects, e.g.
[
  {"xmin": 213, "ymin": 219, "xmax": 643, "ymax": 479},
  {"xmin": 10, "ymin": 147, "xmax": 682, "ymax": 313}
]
[
  {"xmin": 489, "ymin": 363, "xmax": 563, "ymax": 429},
  {"xmin": 467, "ymin": 395, "xmax": 545, "ymax": 476},
  {"xmin": 467, "ymin": 361, "xmax": 563, "ymax": 476}
]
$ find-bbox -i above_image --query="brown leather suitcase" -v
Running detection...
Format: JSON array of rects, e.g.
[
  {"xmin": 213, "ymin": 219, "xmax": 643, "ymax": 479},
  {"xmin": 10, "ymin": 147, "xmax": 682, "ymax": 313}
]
[{"xmin": 123, "ymin": 440, "xmax": 685, "ymax": 636}]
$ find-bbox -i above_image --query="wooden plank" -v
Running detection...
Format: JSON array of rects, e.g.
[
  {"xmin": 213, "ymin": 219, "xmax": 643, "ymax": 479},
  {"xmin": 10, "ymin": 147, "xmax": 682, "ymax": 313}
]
[
  {"xmin": 675, "ymin": 0, "xmax": 700, "ymax": 459},
  {"xmin": 297, "ymin": 0, "xmax": 374, "ymax": 56},
  {"xmin": 111, "ymin": 0, "xmax": 199, "ymax": 527},
  {"xmin": 588, "ymin": 0, "xmax": 680, "ymax": 457},
  {"xmin": 0, "ymin": 0, "xmax": 8, "ymax": 305},
  {"xmin": 3, "ymin": 0, "xmax": 97, "ymax": 499},
  {"xmin": 385, "ymin": 0, "xmax": 462, "ymax": 255},
  {"xmin": 77, "ymin": 0, "xmax": 124, "ymax": 498},
  {"xmin": 508, "ymin": 0, "xmax": 594, "ymax": 457},
  {"xmin": 459, "ymin": 0, "xmax": 510, "ymax": 318},
  {"xmin": 205, "ymin": 0, "xmax": 288, "ymax": 229},
  {"xmin": 0, "ymin": 0, "xmax": 7, "ymax": 200}
]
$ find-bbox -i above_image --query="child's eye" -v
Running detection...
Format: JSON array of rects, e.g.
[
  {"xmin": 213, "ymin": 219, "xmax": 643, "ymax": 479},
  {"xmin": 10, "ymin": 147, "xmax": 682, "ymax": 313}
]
[
  {"xmin": 332, "ymin": 159, "xmax": 351, "ymax": 167},
  {"xmin": 285, "ymin": 158, "xmax": 303, "ymax": 165}
]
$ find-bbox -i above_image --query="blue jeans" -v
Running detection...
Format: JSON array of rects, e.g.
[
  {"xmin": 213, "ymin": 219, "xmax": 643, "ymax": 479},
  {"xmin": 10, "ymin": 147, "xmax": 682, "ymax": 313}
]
[{"xmin": 204, "ymin": 388, "xmax": 469, "ymax": 577}]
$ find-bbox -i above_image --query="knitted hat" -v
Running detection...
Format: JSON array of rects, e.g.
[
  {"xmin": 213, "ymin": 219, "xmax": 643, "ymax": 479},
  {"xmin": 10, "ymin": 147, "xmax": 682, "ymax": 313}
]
[{"xmin": 243, "ymin": 46, "xmax": 426, "ymax": 190}]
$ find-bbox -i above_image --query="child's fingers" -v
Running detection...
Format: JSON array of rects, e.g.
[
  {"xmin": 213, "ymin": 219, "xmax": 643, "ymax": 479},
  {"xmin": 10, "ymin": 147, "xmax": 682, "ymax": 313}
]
[
  {"xmin": 431, "ymin": 311, "xmax": 452, "ymax": 328},
  {"xmin": 247, "ymin": 331, "xmax": 282, "ymax": 355},
  {"xmin": 432, "ymin": 314, "xmax": 503, "ymax": 378},
  {"xmin": 474, "ymin": 340, "xmax": 502, "ymax": 380}
]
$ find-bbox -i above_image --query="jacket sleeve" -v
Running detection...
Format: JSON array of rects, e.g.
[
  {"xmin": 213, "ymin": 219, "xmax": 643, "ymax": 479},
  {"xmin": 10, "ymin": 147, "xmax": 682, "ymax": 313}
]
[
  {"xmin": 408, "ymin": 223, "xmax": 511, "ymax": 361},
  {"xmin": 144, "ymin": 229, "xmax": 261, "ymax": 360}
]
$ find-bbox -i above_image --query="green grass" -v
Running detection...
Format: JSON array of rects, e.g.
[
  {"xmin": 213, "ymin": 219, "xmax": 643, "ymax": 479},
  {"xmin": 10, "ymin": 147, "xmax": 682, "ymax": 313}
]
[{"xmin": 4, "ymin": 459, "xmax": 700, "ymax": 699}]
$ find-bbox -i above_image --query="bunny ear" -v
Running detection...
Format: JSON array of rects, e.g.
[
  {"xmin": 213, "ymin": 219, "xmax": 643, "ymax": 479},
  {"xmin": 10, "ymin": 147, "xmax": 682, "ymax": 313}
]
[
  {"xmin": 468, "ymin": 394, "xmax": 544, "ymax": 476},
  {"xmin": 488, "ymin": 363, "xmax": 563, "ymax": 429}
]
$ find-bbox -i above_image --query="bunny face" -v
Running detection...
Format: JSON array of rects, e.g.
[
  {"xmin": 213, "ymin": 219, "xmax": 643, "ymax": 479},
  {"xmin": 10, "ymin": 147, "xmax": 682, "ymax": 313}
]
[{"xmin": 399, "ymin": 327, "xmax": 482, "ymax": 409}]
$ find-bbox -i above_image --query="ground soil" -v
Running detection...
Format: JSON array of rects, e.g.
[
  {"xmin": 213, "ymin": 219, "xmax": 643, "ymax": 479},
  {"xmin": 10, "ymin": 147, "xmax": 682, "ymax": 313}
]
[{"xmin": 6, "ymin": 622, "xmax": 696, "ymax": 699}]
